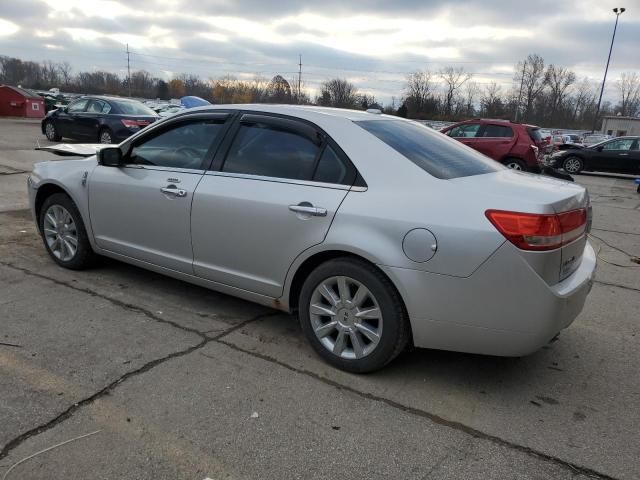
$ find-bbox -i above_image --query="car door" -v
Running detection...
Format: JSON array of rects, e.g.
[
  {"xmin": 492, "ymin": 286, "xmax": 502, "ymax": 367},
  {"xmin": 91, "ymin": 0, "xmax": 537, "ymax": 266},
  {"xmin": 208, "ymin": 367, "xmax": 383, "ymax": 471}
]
[
  {"xmin": 446, "ymin": 123, "xmax": 482, "ymax": 151},
  {"xmin": 88, "ymin": 114, "xmax": 231, "ymax": 273},
  {"xmin": 472, "ymin": 124, "xmax": 515, "ymax": 160},
  {"xmin": 190, "ymin": 113, "xmax": 354, "ymax": 298},
  {"xmin": 83, "ymin": 99, "xmax": 111, "ymax": 140},
  {"xmin": 56, "ymin": 98, "xmax": 89, "ymax": 138},
  {"xmin": 590, "ymin": 138, "xmax": 636, "ymax": 172}
]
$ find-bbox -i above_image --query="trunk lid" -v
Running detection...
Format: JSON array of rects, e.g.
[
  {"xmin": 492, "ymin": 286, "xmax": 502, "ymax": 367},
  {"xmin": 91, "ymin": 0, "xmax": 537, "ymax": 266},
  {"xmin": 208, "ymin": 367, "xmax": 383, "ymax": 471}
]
[{"xmin": 452, "ymin": 170, "xmax": 590, "ymax": 284}]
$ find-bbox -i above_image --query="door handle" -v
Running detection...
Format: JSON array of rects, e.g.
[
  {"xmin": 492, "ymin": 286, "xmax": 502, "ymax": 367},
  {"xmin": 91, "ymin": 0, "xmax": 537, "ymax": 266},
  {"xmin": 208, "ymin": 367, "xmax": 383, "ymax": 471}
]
[
  {"xmin": 619, "ymin": 153, "xmax": 629, "ymax": 156},
  {"xmin": 160, "ymin": 185, "xmax": 187, "ymax": 197},
  {"xmin": 288, "ymin": 204, "xmax": 327, "ymax": 217}
]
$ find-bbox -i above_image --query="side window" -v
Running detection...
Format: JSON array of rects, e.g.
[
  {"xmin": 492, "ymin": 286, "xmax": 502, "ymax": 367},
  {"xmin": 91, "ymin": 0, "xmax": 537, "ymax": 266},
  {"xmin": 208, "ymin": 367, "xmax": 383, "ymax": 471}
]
[
  {"xmin": 448, "ymin": 123, "xmax": 480, "ymax": 138},
  {"xmin": 313, "ymin": 144, "xmax": 352, "ymax": 185},
  {"xmin": 482, "ymin": 124, "xmax": 513, "ymax": 137},
  {"xmin": 87, "ymin": 100, "xmax": 111, "ymax": 114},
  {"xmin": 222, "ymin": 123, "xmax": 320, "ymax": 180},
  {"xmin": 67, "ymin": 99, "xmax": 88, "ymax": 113},
  {"xmin": 603, "ymin": 139, "xmax": 634, "ymax": 151},
  {"xmin": 129, "ymin": 120, "xmax": 225, "ymax": 169}
]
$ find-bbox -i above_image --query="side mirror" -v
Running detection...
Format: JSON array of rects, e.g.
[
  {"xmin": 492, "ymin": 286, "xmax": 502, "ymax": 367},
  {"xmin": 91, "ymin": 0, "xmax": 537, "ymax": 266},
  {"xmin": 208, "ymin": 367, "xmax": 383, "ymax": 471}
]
[
  {"xmin": 596, "ymin": 145, "xmax": 604, "ymax": 152},
  {"xmin": 98, "ymin": 147, "xmax": 124, "ymax": 167}
]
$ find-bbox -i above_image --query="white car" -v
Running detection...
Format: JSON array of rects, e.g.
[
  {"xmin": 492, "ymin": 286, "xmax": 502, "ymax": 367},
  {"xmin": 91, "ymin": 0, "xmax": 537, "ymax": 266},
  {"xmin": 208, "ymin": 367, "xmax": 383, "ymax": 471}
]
[{"xmin": 29, "ymin": 105, "xmax": 596, "ymax": 372}]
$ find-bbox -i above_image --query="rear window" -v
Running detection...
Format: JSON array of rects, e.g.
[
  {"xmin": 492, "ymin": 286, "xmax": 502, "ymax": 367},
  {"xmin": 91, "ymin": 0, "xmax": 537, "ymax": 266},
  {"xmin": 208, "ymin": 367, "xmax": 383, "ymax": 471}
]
[
  {"xmin": 527, "ymin": 127, "xmax": 543, "ymax": 143},
  {"xmin": 112, "ymin": 100, "xmax": 156, "ymax": 116},
  {"xmin": 356, "ymin": 120, "xmax": 502, "ymax": 179}
]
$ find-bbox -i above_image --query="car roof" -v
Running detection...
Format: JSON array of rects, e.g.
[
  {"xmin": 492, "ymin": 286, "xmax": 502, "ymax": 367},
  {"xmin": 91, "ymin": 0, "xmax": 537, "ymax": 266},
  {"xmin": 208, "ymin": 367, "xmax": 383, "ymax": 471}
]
[{"xmin": 176, "ymin": 104, "xmax": 389, "ymax": 123}]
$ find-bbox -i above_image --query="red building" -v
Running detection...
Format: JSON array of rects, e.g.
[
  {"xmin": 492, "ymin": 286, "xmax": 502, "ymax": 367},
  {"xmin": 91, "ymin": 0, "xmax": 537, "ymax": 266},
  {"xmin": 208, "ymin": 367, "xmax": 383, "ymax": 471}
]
[{"xmin": 0, "ymin": 85, "xmax": 45, "ymax": 118}]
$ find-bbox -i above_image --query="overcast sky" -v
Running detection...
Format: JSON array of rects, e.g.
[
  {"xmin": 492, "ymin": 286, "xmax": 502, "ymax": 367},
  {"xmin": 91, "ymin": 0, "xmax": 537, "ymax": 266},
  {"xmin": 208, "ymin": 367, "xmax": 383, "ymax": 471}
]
[{"xmin": 0, "ymin": 0, "xmax": 638, "ymax": 104}]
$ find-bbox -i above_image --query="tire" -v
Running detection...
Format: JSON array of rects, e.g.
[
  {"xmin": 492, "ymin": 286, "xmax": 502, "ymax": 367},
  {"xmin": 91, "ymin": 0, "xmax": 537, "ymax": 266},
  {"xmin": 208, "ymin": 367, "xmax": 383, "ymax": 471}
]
[
  {"xmin": 562, "ymin": 156, "xmax": 583, "ymax": 174},
  {"xmin": 44, "ymin": 121, "xmax": 62, "ymax": 142},
  {"xmin": 39, "ymin": 193, "xmax": 97, "ymax": 270},
  {"xmin": 503, "ymin": 158, "xmax": 527, "ymax": 171},
  {"xmin": 98, "ymin": 128, "xmax": 114, "ymax": 144},
  {"xmin": 298, "ymin": 257, "xmax": 411, "ymax": 373}
]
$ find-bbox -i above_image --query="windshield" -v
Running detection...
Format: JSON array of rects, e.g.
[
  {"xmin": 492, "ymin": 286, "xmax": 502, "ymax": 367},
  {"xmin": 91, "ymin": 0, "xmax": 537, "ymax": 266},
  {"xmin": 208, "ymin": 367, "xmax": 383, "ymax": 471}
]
[
  {"xmin": 356, "ymin": 119, "xmax": 503, "ymax": 179},
  {"xmin": 112, "ymin": 100, "xmax": 157, "ymax": 116}
]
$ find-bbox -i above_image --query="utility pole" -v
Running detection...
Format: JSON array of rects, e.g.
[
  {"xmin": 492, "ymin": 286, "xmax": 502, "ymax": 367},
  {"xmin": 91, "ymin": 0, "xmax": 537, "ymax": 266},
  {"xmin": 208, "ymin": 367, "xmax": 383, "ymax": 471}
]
[
  {"xmin": 592, "ymin": 7, "xmax": 625, "ymax": 133},
  {"xmin": 126, "ymin": 43, "xmax": 132, "ymax": 98},
  {"xmin": 515, "ymin": 60, "xmax": 526, "ymax": 122},
  {"xmin": 297, "ymin": 54, "xmax": 302, "ymax": 104}
]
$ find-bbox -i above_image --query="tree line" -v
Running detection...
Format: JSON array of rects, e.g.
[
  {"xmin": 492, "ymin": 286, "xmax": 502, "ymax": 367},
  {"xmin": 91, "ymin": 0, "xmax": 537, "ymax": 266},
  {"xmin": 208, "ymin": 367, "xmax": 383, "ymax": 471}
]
[{"xmin": 1, "ymin": 53, "xmax": 638, "ymax": 129}]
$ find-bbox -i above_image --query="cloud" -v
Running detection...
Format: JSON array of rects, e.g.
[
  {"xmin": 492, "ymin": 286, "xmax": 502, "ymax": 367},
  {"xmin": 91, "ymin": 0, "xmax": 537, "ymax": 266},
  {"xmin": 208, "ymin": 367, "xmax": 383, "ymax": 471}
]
[{"xmin": 0, "ymin": 0, "xmax": 637, "ymax": 103}]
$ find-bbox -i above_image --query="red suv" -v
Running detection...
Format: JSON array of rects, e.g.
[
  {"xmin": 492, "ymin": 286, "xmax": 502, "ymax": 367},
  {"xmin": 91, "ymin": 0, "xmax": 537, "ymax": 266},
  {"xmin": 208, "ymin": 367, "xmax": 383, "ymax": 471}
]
[{"xmin": 441, "ymin": 119, "xmax": 545, "ymax": 172}]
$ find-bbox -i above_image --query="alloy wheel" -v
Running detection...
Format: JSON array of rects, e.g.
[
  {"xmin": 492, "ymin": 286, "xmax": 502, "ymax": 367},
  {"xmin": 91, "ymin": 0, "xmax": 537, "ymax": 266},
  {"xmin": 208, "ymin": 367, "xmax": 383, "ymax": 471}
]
[
  {"xmin": 564, "ymin": 157, "xmax": 582, "ymax": 173},
  {"xmin": 45, "ymin": 122, "xmax": 56, "ymax": 140},
  {"xmin": 309, "ymin": 275, "xmax": 383, "ymax": 360},
  {"xmin": 506, "ymin": 161, "xmax": 523, "ymax": 170},
  {"xmin": 43, "ymin": 205, "xmax": 78, "ymax": 262},
  {"xmin": 99, "ymin": 131, "xmax": 112, "ymax": 144}
]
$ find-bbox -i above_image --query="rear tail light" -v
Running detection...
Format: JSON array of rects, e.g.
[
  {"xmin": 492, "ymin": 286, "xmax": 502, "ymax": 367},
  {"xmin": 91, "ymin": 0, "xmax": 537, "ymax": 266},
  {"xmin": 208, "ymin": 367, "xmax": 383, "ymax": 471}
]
[
  {"xmin": 121, "ymin": 119, "xmax": 150, "ymax": 129},
  {"xmin": 485, "ymin": 209, "xmax": 587, "ymax": 251}
]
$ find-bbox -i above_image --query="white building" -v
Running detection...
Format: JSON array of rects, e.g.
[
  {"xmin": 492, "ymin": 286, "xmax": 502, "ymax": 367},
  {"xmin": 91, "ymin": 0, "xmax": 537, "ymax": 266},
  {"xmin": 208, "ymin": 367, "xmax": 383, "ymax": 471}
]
[{"xmin": 601, "ymin": 115, "xmax": 640, "ymax": 137}]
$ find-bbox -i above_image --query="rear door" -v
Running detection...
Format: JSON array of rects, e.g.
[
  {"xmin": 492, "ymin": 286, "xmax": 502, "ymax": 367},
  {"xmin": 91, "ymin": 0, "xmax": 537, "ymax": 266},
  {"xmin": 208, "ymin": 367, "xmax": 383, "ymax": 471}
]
[
  {"xmin": 191, "ymin": 113, "xmax": 354, "ymax": 297},
  {"xmin": 473, "ymin": 123, "xmax": 515, "ymax": 160}
]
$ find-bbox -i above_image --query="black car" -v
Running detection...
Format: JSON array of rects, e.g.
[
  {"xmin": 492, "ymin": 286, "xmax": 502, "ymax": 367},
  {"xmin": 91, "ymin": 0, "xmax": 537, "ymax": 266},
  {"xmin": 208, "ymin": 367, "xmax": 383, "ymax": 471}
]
[
  {"xmin": 42, "ymin": 96, "xmax": 159, "ymax": 144},
  {"xmin": 549, "ymin": 136, "xmax": 640, "ymax": 175}
]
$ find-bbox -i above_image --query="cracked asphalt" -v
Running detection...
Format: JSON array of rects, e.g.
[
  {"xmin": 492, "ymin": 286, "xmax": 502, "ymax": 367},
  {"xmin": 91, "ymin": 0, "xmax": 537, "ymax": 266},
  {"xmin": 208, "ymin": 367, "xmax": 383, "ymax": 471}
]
[{"xmin": 1, "ymin": 118, "xmax": 639, "ymax": 479}]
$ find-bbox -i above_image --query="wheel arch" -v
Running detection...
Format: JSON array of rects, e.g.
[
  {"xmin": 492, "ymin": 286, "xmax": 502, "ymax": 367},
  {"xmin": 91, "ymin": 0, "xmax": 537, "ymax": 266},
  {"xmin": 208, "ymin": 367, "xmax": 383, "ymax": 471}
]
[
  {"xmin": 285, "ymin": 248, "xmax": 411, "ymax": 327},
  {"xmin": 34, "ymin": 183, "xmax": 84, "ymax": 234}
]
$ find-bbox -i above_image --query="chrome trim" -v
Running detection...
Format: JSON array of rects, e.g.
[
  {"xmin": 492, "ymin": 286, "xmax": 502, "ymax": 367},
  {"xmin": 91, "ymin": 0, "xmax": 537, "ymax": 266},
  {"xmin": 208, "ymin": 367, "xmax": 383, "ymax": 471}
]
[
  {"xmin": 122, "ymin": 165, "xmax": 205, "ymax": 175},
  {"xmin": 349, "ymin": 185, "xmax": 368, "ymax": 192},
  {"xmin": 205, "ymin": 170, "xmax": 351, "ymax": 190}
]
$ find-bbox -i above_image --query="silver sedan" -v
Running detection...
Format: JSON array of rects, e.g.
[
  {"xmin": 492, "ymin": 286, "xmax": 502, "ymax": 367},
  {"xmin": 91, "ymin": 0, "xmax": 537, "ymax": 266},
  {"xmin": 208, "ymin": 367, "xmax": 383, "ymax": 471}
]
[{"xmin": 29, "ymin": 105, "xmax": 596, "ymax": 372}]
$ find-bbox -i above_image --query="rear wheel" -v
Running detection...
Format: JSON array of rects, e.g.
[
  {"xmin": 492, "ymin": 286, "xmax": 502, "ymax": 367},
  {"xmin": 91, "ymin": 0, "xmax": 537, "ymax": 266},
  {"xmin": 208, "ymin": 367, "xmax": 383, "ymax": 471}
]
[
  {"xmin": 298, "ymin": 258, "xmax": 410, "ymax": 373},
  {"xmin": 563, "ymin": 156, "xmax": 583, "ymax": 174},
  {"xmin": 98, "ymin": 128, "xmax": 114, "ymax": 144},
  {"xmin": 39, "ymin": 193, "xmax": 97, "ymax": 270},
  {"xmin": 503, "ymin": 158, "xmax": 526, "ymax": 171},
  {"xmin": 44, "ymin": 121, "xmax": 62, "ymax": 141}
]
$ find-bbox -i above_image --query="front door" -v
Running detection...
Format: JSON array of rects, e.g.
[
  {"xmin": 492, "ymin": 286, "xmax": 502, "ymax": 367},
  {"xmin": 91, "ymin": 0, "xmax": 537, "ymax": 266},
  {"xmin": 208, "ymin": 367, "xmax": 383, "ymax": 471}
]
[
  {"xmin": 56, "ymin": 98, "xmax": 89, "ymax": 138},
  {"xmin": 88, "ymin": 116, "xmax": 230, "ymax": 273},
  {"xmin": 590, "ymin": 137, "xmax": 637, "ymax": 172},
  {"xmin": 191, "ymin": 114, "xmax": 354, "ymax": 297}
]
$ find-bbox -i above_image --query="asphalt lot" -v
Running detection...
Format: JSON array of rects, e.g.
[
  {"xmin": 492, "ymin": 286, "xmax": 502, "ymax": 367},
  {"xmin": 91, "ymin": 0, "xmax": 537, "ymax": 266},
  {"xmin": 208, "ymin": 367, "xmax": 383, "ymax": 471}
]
[{"xmin": 0, "ymin": 117, "xmax": 639, "ymax": 479}]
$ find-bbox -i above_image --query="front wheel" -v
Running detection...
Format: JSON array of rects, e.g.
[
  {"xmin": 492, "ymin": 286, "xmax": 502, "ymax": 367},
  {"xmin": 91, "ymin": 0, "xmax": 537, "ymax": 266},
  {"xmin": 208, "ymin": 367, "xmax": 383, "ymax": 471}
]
[
  {"xmin": 44, "ymin": 121, "xmax": 62, "ymax": 141},
  {"xmin": 39, "ymin": 193, "xmax": 97, "ymax": 270},
  {"xmin": 563, "ymin": 156, "xmax": 583, "ymax": 174},
  {"xmin": 298, "ymin": 258, "xmax": 411, "ymax": 373}
]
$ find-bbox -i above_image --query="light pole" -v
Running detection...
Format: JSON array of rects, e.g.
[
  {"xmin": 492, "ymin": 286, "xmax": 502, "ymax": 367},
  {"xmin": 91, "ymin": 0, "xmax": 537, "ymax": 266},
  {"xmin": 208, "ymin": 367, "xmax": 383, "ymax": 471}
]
[{"xmin": 592, "ymin": 7, "xmax": 625, "ymax": 133}]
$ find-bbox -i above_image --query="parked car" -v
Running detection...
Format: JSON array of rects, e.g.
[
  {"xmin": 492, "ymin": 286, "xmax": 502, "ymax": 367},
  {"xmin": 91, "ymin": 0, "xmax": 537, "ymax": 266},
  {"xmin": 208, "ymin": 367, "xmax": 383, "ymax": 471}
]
[
  {"xmin": 29, "ymin": 106, "xmax": 595, "ymax": 372},
  {"xmin": 548, "ymin": 136, "xmax": 640, "ymax": 174},
  {"xmin": 42, "ymin": 96, "xmax": 159, "ymax": 144},
  {"xmin": 156, "ymin": 104, "xmax": 185, "ymax": 117},
  {"xmin": 563, "ymin": 134, "xmax": 583, "ymax": 146},
  {"xmin": 582, "ymin": 134, "xmax": 610, "ymax": 146},
  {"xmin": 441, "ymin": 119, "xmax": 545, "ymax": 171}
]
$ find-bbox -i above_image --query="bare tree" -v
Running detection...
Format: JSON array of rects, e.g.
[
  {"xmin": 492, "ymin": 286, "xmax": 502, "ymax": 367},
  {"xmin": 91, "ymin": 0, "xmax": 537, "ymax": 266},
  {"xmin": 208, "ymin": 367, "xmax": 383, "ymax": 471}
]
[
  {"xmin": 517, "ymin": 54, "xmax": 546, "ymax": 121},
  {"xmin": 58, "ymin": 62, "xmax": 73, "ymax": 87},
  {"xmin": 317, "ymin": 78, "xmax": 359, "ymax": 108},
  {"xmin": 480, "ymin": 82, "xmax": 504, "ymax": 118},
  {"xmin": 439, "ymin": 67, "xmax": 472, "ymax": 116},
  {"xmin": 405, "ymin": 71, "xmax": 433, "ymax": 111},
  {"xmin": 616, "ymin": 72, "xmax": 640, "ymax": 116},
  {"xmin": 544, "ymin": 64, "xmax": 576, "ymax": 118},
  {"xmin": 571, "ymin": 78, "xmax": 597, "ymax": 123},
  {"xmin": 463, "ymin": 81, "xmax": 480, "ymax": 117}
]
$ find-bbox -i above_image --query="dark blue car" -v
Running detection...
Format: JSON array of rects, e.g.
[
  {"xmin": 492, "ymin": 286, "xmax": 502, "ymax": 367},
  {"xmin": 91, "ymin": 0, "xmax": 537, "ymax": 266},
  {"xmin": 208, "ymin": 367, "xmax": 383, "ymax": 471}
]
[{"xmin": 42, "ymin": 96, "xmax": 159, "ymax": 144}]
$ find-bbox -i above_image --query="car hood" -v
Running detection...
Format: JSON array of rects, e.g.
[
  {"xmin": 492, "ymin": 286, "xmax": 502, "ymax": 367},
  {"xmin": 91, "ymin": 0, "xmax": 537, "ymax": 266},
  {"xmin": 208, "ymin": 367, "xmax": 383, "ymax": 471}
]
[{"xmin": 36, "ymin": 144, "xmax": 107, "ymax": 157}]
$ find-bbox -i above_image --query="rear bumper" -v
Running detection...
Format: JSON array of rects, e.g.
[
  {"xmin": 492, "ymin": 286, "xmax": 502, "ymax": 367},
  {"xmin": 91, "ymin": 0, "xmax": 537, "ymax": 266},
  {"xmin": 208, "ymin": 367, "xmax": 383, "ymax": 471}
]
[{"xmin": 381, "ymin": 241, "xmax": 596, "ymax": 357}]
